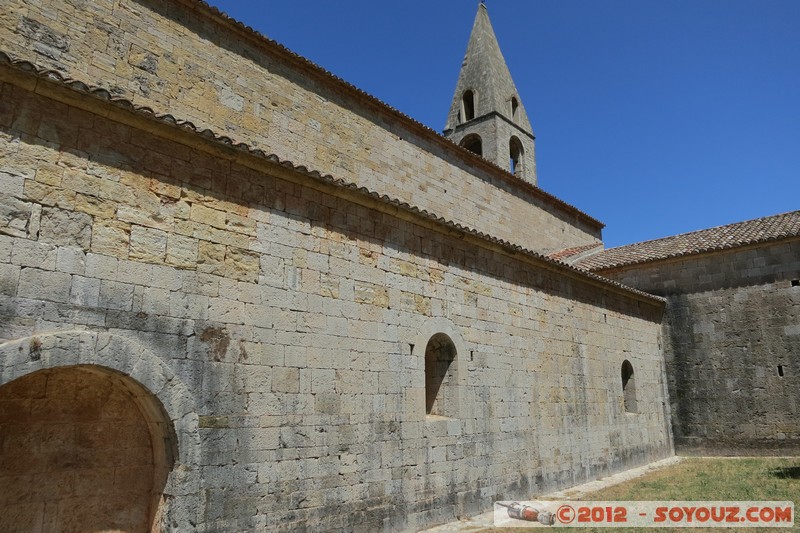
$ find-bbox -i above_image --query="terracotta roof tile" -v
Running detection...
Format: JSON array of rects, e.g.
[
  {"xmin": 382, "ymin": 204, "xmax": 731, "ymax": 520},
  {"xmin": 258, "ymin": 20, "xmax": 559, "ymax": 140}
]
[
  {"xmin": 547, "ymin": 243, "xmax": 604, "ymax": 261},
  {"xmin": 578, "ymin": 210, "xmax": 800, "ymax": 272}
]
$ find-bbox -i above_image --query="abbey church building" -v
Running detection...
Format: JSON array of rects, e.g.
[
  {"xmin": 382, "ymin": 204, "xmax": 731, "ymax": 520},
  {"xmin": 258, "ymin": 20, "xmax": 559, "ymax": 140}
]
[{"xmin": 0, "ymin": 1, "xmax": 795, "ymax": 531}]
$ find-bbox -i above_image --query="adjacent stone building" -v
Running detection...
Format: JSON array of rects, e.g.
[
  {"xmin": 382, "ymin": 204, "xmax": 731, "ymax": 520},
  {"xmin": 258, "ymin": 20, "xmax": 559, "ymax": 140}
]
[
  {"xmin": 0, "ymin": 1, "xmax": 672, "ymax": 532},
  {"xmin": 578, "ymin": 212, "xmax": 800, "ymax": 454}
]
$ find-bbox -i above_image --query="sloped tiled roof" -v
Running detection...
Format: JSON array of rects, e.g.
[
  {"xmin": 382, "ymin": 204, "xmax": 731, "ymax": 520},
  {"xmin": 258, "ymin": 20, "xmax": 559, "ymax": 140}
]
[{"xmin": 578, "ymin": 210, "xmax": 800, "ymax": 272}]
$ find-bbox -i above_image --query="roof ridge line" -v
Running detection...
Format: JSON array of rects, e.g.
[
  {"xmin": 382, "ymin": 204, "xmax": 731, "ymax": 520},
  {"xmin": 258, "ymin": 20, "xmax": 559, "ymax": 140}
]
[
  {"xmin": 175, "ymin": 0, "xmax": 603, "ymax": 228},
  {"xmin": 580, "ymin": 209, "xmax": 800, "ymax": 271},
  {"xmin": 603, "ymin": 209, "xmax": 800, "ymax": 253}
]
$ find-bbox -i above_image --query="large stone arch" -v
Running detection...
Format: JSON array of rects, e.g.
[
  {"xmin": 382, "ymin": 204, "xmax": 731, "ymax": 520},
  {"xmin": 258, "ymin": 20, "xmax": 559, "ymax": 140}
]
[{"xmin": 0, "ymin": 331, "xmax": 201, "ymax": 531}]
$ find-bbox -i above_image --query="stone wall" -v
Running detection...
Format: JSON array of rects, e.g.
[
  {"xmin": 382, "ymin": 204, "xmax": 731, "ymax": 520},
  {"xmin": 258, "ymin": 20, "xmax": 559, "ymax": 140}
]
[
  {"xmin": 0, "ymin": 0, "xmax": 601, "ymax": 255},
  {"xmin": 0, "ymin": 73, "xmax": 672, "ymax": 530},
  {"xmin": 595, "ymin": 241, "xmax": 800, "ymax": 452}
]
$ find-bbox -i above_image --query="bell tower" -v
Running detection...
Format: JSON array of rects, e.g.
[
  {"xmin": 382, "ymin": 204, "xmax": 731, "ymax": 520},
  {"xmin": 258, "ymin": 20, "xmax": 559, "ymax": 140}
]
[{"xmin": 443, "ymin": 2, "xmax": 537, "ymax": 185}]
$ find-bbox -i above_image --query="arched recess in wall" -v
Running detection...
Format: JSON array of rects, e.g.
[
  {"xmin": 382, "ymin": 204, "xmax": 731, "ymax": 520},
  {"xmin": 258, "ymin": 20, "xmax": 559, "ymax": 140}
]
[
  {"xmin": 461, "ymin": 89, "xmax": 477, "ymax": 122},
  {"xmin": 0, "ymin": 331, "xmax": 201, "ymax": 530},
  {"xmin": 460, "ymin": 133, "xmax": 483, "ymax": 157},
  {"xmin": 413, "ymin": 318, "xmax": 466, "ymax": 420},
  {"xmin": 621, "ymin": 359, "xmax": 637, "ymax": 413},
  {"xmin": 509, "ymin": 135, "xmax": 524, "ymax": 177},
  {"xmin": 425, "ymin": 333, "xmax": 457, "ymax": 417}
]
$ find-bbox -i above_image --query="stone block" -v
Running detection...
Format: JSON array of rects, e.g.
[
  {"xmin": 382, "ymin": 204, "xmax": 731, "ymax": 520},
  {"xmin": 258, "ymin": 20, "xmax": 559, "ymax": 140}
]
[
  {"xmin": 85, "ymin": 253, "xmax": 118, "ymax": 280},
  {"xmin": 33, "ymin": 163, "xmax": 64, "ymax": 186},
  {"xmin": 150, "ymin": 263, "xmax": 183, "ymax": 291},
  {"xmin": 90, "ymin": 219, "xmax": 130, "ymax": 257},
  {"xmin": 38, "ymin": 207, "xmax": 92, "ymax": 247},
  {"xmin": 197, "ymin": 241, "xmax": 225, "ymax": 276},
  {"xmin": 117, "ymin": 259, "xmax": 154, "ymax": 288},
  {"xmin": 259, "ymin": 254, "xmax": 284, "ymax": 287},
  {"xmin": 223, "ymin": 247, "xmax": 259, "ymax": 283},
  {"xmin": 24, "ymin": 181, "xmax": 77, "ymax": 211},
  {"xmin": 56, "ymin": 246, "xmax": 86, "ymax": 275},
  {"xmin": 0, "ymin": 195, "xmax": 32, "ymax": 238},
  {"xmin": 271, "ymin": 367, "xmax": 299, "ymax": 393},
  {"xmin": 284, "ymin": 346, "xmax": 307, "ymax": 368},
  {"xmin": 0, "ymin": 236, "xmax": 12, "ymax": 262},
  {"xmin": 11, "ymin": 239, "xmax": 57, "ymax": 270},
  {"xmin": 128, "ymin": 43, "xmax": 159, "ymax": 74},
  {"xmin": 166, "ymin": 233, "xmax": 198, "ymax": 268},
  {"xmin": 0, "ymin": 170, "xmax": 25, "ymax": 198},
  {"xmin": 130, "ymin": 225, "xmax": 167, "ymax": 262},
  {"xmin": 142, "ymin": 287, "xmax": 171, "ymax": 316},
  {"xmin": 207, "ymin": 297, "xmax": 244, "ymax": 324},
  {"xmin": 18, "ymin": 16, "xmax": 70, "ymax": 53},
  {"xmin": 17, "ymin": 267, "xmax": 71, "ymax": 303},
  {"xmin": 311, "ymin": 368, "xmax": 335, "ymax": 394},
  {"xmin": 74, "ymin": 194, "xmax": 115, "ymax": 218},
  {"xmin": 98, "ymin": 280, "xmax": 135, "ymax": 311},
  {"xmin": 170, "ymin": 291, "xmax": 209, "ymax": 320},
  {"xmin": 69, "ymin": 276, "xmax": 101, "ymax": 307},
  {"xmin": 0, "ymin": 262, "xmax": 20, "ymax": 296},
  {"xmin": 182, "ymin": 271, "xmax": 220, "ymax": 297},
  {"xmin": 216, "ymin": 82, "xmax": 244, "ymax": 112}
]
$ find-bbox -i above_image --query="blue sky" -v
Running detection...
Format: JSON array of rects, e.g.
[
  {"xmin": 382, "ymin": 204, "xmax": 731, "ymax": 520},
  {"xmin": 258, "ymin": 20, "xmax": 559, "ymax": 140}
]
[{"xmin": 205, "ymin": 1, "xmax": 799, "ymax": 248}]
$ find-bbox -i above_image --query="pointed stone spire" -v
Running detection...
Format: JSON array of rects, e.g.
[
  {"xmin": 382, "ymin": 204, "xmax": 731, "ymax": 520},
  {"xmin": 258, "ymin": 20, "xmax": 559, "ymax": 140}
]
[{"xmin": 444, "ymin": 2, "xmax": 537, "ymax": 185}]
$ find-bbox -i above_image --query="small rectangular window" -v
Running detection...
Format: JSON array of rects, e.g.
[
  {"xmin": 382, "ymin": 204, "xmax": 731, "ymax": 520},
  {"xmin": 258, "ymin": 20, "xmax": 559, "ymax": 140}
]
[
  {"xmin": 791, "ymin": 279, "xmax": 799, "ymax": 287},
  {"xmin": 778, "ymin": 365, "xmax": 785, "ymax": 377}
]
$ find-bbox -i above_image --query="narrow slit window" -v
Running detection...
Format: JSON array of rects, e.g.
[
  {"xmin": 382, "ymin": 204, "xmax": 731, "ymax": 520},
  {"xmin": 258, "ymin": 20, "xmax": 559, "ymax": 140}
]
[
  {"xmin": 509, "ymin": 136, "xmax": 524, "ymax": 177},
  {"xmin": 462, "ymin": 90, "xmax": 475, "ymax": 121},
  {"xmin": 778, "ymin": 365, "xmax": 785, "ymax": 377},
  {"xmin": 621, "ymin": 360, "xmax": 637, "ymax": 413}
]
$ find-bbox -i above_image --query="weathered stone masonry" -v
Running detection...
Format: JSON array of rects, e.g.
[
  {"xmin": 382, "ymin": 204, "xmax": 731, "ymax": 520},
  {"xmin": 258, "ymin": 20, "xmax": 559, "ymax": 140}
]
[
  {"xmin": 0, "ymin": 0, "xmax": 602, "ymax": 255},
  {"xmin": 0, "ymin": 1, "xmax": 673, "ymax": 531},
  {"xmin": 0, "ymin": 72, "xmax": 670, "ymax": 530},
  {"xmin": 593, "ymin": 240, "xmax": 800, "ymax": 452}
]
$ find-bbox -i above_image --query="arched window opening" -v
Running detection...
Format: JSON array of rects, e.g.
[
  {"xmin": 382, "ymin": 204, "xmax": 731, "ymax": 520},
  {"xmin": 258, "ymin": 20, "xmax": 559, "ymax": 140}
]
[
  {"xmin": 621, "ymin": 360, "xmax": 637, "ymax": 413},
  {"xmin": 462, "ymin": 90, "xmax": 476, "ymax": 121},
  {"xmin": 511, "ymin": 96, "xmax": 519, "ymax": 123},
  {"xmin": 425, "ymin": 333, "xmax": 457, "ymax": 417},
  {"xmin": 509, "ymin": 136, "xmax": 524, "ymax": 176},
  {"xmin": 460, "ymin": 134, "xmax": 483, "ymax": 157}
]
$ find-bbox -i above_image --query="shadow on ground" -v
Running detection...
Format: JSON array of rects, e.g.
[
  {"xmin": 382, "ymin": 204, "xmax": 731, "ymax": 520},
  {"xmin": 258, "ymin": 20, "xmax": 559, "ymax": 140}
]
[{"xmin": 770, "ymin": 466, "xmax": 800, "ymax": 479}]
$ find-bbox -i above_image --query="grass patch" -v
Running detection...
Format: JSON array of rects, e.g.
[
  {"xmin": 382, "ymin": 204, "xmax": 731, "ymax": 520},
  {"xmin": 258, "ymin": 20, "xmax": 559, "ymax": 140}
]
[{"xmin": 480, "ymin": 457, "xmax": 799, "ymax": 532}]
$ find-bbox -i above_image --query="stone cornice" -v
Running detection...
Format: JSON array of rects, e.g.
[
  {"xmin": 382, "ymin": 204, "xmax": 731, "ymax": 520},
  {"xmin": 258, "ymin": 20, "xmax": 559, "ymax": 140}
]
[{"xmin": 443, "ymin": 111, "xmax": 537, "ymax": 142}]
